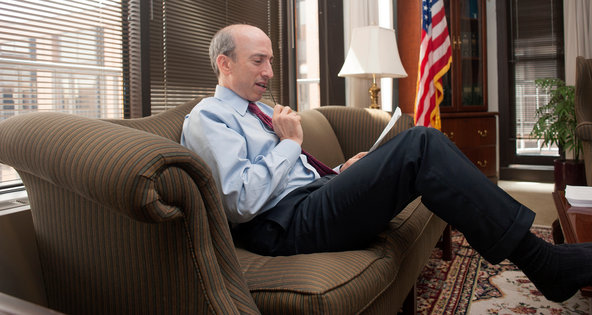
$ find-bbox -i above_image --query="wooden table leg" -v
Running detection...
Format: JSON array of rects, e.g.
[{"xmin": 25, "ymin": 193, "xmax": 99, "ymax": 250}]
[
  {"xmin": 441, "ymin": 225, "xmax": 452, "ymax": 261},
  {"xmin": 552, "ymin": 191, "xmax": 577, "ymax": 244}
]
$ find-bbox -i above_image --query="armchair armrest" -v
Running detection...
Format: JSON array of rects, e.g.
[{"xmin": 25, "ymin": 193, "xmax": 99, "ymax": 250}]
[
  {"xmin": 575, "ymin": 57, "xmax": 592, "ymax": 133},
  {"xmin": 576, "ymin": 122, "xmax": 592, "ymax": 142},
  {"xmin": 0, "ymin": 292, "xmax": 63, "ymax": 315},
  {"xmin": 0, "ymin": 112, "xmax": 217, "ymax": 223}
]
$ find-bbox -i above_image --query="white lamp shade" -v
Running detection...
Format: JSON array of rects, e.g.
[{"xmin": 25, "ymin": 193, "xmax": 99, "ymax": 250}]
[{"xmin": 338, "ymin": 25, "xmax": 408, "ymax": 79}]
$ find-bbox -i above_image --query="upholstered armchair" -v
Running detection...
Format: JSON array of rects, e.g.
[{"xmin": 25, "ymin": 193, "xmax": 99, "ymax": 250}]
[
  {"xmin": 0, "ymin": 99, "xmax": 446, "ymax": 314},
  {"xmin": 575, "ymin": 56, "xmax": 592, "ymax": 185}
]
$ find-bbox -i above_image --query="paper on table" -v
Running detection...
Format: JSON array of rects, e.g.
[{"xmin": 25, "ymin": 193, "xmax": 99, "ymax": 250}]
[
  {"xmin": 368, "ymin": 107, "xmax": 402, "ymax": 152},
  {"xmin": 565, "ymin": 185, "xmax": 592, "ymax": 207}
]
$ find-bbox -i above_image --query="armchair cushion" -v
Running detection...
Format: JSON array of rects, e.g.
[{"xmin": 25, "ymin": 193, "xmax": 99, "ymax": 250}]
[
  {"xmin": 236, "ymin": 198, "xmax": 444, "ymax": 314},
  {"xmin": 316, "ymin": 106, "xmax": 414, "ymax": 159},
  {"xmin": 299, "ymin": 109, "xmax": 346, "ymax": 168}
]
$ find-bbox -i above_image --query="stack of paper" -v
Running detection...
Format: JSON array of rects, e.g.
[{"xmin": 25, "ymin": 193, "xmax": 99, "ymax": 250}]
[
  {"xmin": 565, "ymin": 185, "xmax": 592, "ymax": 207},
  {"xmin": 368, "ymin": 107, "xmax": 402, "ymax": 152}
]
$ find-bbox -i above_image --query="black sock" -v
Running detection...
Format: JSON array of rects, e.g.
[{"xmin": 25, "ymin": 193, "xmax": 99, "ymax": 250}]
[{"xmin": 508, "ymin": 231, "xmax": 592, "ymax": 302}]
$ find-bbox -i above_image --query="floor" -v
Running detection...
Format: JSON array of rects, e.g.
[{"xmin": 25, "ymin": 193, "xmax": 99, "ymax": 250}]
[{"xmin": 498, "ymin": 180, "xmax": 557, "ymax": 227}]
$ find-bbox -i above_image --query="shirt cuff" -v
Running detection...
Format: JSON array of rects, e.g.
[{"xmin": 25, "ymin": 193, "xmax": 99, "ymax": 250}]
[
  {"xmin": 275, "ymin": 139, "xmax": 302, "ymax": 165},
  {"xmin": 333, "ymin": 164, "xmax": 342, "ymax": 174}
]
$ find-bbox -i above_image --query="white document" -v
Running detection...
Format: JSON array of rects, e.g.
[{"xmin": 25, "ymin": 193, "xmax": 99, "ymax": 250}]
[
  {"xmin": 565, "ymin": 185, "xmax": 592, "ymax": 207},
  {"xmin": 368, "ymin": 107, "xmax": 402, "ymax": 152}
]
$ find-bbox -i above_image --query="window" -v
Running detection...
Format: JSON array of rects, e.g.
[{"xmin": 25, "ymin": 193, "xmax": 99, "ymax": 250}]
[
  {"xmin": 510, "ymin": 0, "xmax": 564, "ymax": 157},
  {"xmin": 378, "ymin": 0, "xmax": 393, "ymax": 112},
  {"xmin": 293, "ymin": 0, "xmax": 345, "ymax": 110},
  {"xmin": 498, "ymin": 0, "xmax": 564, "ymax": 180},
  {"xmin": 145, "ymin": 0, "xmax": 286, "ymax": 115},
  {"xmin": 295, "ymin": 0, "xmax": 321, "ymax": 111},
  {"xmin": 0, "ymin": 0, "xmax": 125, "ymax": 184},
  {"xmin": 297, "ymin": 0, "xmax": 387, "ymax": 110},
  {"xmin": 0, "ymin": 0, "xmax": 288, "ymax": 186}
]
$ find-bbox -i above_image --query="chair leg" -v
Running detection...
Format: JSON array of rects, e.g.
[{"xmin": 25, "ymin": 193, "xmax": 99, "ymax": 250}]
[
  {"xmin": 551, "ymin": 218, "xmax": 565, "ymax": 244},
  {"xmin": 399, "ymin": 284, "xmax": 417, "ymax": 315},
  {"xmin": 440, "ymin": 224, "xmax": 452, "ymax": 261}
]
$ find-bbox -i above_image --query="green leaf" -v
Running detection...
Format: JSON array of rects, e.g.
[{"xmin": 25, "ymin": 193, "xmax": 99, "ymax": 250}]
[{"xmin": 530, "ymin": 78, "xmax": 581, "ymax": 160}]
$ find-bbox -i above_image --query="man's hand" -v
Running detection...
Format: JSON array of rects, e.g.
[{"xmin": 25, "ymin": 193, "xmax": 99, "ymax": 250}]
[
  {"xmin": 340, "ymin": 152, "xmax": 368, "ymax": 172},
  {"xmin": 272, "ymin": 105, "xmax": 303, "ymax": 146}
]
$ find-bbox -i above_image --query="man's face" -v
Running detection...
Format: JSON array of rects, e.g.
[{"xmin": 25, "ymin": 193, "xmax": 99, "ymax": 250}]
[{"xmin": 221, "ymin": 26, "xmax": 274, "ymax": 102}]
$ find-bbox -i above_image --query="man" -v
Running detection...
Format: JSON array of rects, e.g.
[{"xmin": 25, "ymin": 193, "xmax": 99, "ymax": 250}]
[{"xmin": 181, "ymin": 24, "xmax": 592, "ymax": 303}]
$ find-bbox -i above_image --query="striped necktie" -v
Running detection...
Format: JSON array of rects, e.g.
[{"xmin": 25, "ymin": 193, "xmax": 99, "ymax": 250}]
[{"xmin": 247, "ymin": 102, "xmax": 337, "ymax": 177}]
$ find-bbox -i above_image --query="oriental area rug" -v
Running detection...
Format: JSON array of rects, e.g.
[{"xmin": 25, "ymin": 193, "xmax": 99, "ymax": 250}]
[{"xmin": 416, "ymin": 226, "xmax": 590, "ymax": 314}]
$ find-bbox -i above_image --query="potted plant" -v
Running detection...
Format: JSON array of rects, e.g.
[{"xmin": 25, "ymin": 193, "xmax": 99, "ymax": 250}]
[{"xmin": 531, "ymin": 78, "xmax": 586, "ymax": 191}]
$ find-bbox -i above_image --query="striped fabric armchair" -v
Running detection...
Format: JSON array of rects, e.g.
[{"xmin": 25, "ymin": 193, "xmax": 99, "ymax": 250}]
[
  {"xmin": 576, "ymin": 56, "xmax": 592, "ymax": 185},
  {"xmin": 0, "ymin": 99, "xmax": 447, "ymax": 314}
]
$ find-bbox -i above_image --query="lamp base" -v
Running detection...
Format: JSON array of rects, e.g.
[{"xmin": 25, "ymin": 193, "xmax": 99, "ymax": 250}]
[{"xmin": 369, "ymin": 81, "xmax": 381, "ymax": 109}]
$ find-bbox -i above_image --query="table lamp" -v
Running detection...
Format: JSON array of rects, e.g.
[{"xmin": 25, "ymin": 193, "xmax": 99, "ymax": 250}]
[{"xmin": 338, "ymin": 25, "xmax": 408, "ymax": 109}]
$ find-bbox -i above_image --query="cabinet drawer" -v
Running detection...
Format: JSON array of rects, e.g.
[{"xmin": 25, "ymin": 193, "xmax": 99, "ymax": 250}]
[
  {"xmin": 441, "ymin": 116, "xmax": 496, "ymax": 148},
  {"xmin": 463, "ymin": 146, "xmax": 496, "ymax": 177}
]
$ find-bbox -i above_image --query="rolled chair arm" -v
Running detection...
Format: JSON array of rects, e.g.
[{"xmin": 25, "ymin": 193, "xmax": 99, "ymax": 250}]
[
  {"xmin": 576, "ymin": 122, "xmax": 592, "ymax": 142},
  {"xmin": 575, "ymin": 58, "xmax": 592, "ymax": 142},
  {"xmin": 0, "ymin": 292, "xmax": 62, "ymax": 315},
  {"xmin": 0, "ymin": 112, "xmax": 218, "ymax": 223}
]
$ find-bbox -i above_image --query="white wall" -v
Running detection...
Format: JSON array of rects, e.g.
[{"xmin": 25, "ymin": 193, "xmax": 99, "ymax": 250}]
[
  {"xmin": 0, "ymin": 209, "xmax": 46, "ymax": 306},
  {"xmin": 486, "ymin": 0, "xmax": 498, "ymax": 114},
  {"xmin": 485, "ymin": 0, "xmax": 500, "ymax": 174}
]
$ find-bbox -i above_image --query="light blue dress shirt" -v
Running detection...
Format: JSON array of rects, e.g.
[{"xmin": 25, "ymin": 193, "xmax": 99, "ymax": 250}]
[{"xmin": 181, "ymin": 85, "xmax": 334, "ymax": 224}]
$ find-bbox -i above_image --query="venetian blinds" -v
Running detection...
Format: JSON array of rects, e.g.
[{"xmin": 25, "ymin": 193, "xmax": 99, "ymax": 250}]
[
  {"xmin": 510, "ymin": 0, "xmax": 564, "ymax": 155},
  {"xmin": 147, "ymin": 0, "xmax": 284, "ymax": 115},
  {"xmin": 0, "ymin": 0, "xmax": 125, "ymax": 183},
  {"xmin": 0, "ymin": 0, "xmax": 125, "ymax": 120}
]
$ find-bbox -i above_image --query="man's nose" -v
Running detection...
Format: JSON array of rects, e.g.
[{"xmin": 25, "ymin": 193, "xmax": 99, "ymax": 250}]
[{"xmin": 262, "ymin": 61, "xmax": 274, "ymax": 79}]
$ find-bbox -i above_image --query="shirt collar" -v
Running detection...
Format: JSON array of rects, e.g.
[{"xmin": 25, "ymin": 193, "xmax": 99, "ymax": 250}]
[{"xmin": 214, "ymin": 85, "xmax": 250, "ymax": 116}]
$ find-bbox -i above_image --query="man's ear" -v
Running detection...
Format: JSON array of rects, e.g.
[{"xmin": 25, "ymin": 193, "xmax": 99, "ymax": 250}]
[{"xmin": 217, "ymin": 54, "xmax": 232, "ymax": 76}]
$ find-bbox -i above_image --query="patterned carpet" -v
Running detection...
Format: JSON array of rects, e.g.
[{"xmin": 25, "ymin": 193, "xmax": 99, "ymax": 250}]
[{"xmin": 416, "ymin": 227, "xmax": 590, "ymax": 314}]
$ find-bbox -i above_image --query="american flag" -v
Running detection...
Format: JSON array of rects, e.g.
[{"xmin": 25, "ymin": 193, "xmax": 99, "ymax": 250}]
[{"xmin": 414, "ymin": 0, "xmax": 452, "ymax": 130}]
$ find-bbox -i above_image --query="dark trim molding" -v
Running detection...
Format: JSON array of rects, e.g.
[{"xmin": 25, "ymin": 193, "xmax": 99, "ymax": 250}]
[
  {"xmin": 497, "ymin": 0, "xmax": 512, "ymax": 170},
  {"xmin": 140, "ymin": 0, "xmax": 151, "ymax": 117},
  {"xmin": 122, "ymin": 1, "xmax": 130, "ymax": 119},
  {"xmin": 285, "ymin": 0, "xmax": 297, "ymax": 108},
  {"xmin": 318, "ymin": 0, "xmax": 345, "ymax": 106},
  {"xmin": 500, "ymin": 165, "xmax": 554, "ymax": 183}
]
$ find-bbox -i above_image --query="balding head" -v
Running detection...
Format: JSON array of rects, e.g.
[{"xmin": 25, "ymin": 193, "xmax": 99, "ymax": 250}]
[
  {"xmin": 209, "ymin": 24, "xmax": 274, "ymax": 101},
  {"xmin": 209, "ymin": 24, "xmax": 269, "ymax": 78}
]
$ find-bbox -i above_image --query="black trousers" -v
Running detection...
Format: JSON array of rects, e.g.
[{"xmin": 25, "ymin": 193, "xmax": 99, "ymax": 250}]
[{"xmin": 234, "ymin": 127, "xmax": 535, "ymax": 264}]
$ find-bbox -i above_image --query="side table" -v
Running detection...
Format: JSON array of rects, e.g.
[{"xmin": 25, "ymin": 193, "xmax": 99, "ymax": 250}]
[
  {"xmin": 553, "ymin": 191, "xmax": 592, "ymax": 243},
  {"xmin": 552, "ymin": 191, "xmax": 592, "ymax": 302}
]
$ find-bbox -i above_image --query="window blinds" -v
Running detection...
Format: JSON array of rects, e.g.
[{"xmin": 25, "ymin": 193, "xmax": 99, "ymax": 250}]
[
  {"xmin": 0, "ymin": 0, "xmax": 125, "ymax": 120},
  {"xmin": 146, "ymin": 0, "xmax": 284, "ymax": 115},
  {"xmin": 510, "ymin": 0, "xmax": 564, "ymax": 153},
  {"xmin": 0, "ymin": 0, "xmax": 125, "ymax": 183},
  {"xmin": 0, "ymin": 0, "xmax": 286, "ymax": 183}
]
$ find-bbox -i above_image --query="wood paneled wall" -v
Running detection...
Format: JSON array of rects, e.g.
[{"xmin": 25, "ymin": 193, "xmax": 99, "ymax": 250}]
[{"xmin": 397, "ymin": 1, "xmax": 421, "ymax": 115}]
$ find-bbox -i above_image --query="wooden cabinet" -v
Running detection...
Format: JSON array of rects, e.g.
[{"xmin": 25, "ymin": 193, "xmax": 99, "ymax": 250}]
[
  {"xmin": 441, "ymin": 0, "xmax": 487, "ymax": 113},
  {"xmin": 441, "ymin": 112, "xmax": 497, "ymax": 181},
  {"xmin": 439, "ymin": 0, "xmax": 497, "ymax": 180}
]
